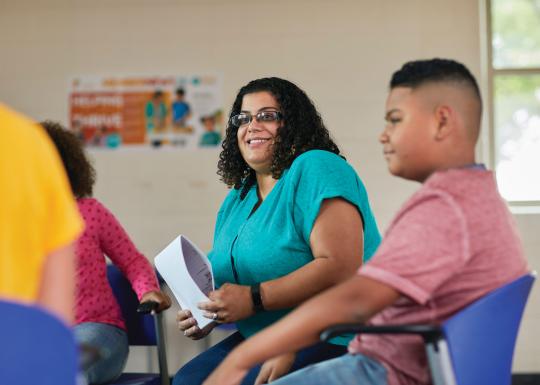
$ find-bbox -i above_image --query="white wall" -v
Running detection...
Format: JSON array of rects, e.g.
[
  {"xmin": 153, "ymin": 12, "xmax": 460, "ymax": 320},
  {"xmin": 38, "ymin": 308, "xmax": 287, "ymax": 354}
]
[{"xmin": 1, "ymin": 0, "xmax": 538, "ymax": 374}]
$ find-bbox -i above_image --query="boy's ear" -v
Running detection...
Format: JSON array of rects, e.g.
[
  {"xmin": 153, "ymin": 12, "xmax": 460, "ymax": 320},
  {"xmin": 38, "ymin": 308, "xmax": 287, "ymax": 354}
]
[{"xmin": 434, "ymin": 105, "xmax": 453, "ymax": 141}]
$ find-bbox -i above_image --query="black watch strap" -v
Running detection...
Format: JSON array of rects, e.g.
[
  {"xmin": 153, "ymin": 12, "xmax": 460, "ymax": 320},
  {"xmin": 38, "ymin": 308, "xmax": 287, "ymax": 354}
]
[{"xmin": 251, "ymin": 283, "xmax": 265, "ymax": 313}]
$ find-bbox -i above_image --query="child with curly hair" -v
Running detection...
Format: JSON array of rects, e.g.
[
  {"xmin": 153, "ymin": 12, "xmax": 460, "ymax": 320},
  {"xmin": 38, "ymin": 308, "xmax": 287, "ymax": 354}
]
[{"xmin": 42, "ymin": 121, "xmax": 171, "ymax": 385}]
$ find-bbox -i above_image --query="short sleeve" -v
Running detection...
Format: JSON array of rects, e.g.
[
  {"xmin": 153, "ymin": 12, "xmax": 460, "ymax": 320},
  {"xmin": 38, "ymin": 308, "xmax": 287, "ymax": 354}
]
[
  {"xmin": 291, "ymin": 151, "xmax": 368, "ymax": 245},
  {"xmin": 359, "ymin": 191, "xmax": 469, "ymax": 304},
  {"xmin": 0, "ymin": 107, "xmax": 83, "ymax": 301}
]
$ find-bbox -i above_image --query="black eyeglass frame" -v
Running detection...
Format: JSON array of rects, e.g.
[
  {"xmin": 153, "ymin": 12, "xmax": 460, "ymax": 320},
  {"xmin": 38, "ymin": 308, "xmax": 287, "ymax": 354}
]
[{"xmin": 229, "ymin": 111, "xmax": 283, "ymax": 127}]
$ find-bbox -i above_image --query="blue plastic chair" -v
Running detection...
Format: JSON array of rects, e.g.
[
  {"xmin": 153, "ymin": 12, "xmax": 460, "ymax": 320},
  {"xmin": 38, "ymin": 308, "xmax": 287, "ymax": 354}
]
[
  {"xmin": 106, "ymin": 264, "xmax": 170, "ymax": 385},
  {"xmin": 321, "ymin": 273, "xmax": 536, "ymax": 385},
  {"xmin": 0, "ymin": 299, "xmax": 78, "ymax": 385}
]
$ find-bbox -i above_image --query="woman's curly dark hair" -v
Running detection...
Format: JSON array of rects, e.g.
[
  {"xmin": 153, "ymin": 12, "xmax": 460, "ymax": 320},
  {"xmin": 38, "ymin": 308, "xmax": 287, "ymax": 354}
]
[
  {"xmin": 41, "ymin": 121, "xmax": 96, "ymax": 198},
  {"xmin": 218, "ymin": 77, "xmax": 341, "ymax": 198}
]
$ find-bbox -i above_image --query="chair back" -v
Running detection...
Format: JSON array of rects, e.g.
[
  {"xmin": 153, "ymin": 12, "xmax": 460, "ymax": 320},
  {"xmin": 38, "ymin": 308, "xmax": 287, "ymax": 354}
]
[
  {"xmin": 0, "ymin": 300, "xmax": 78, "ymax": 385},
  {"xmin": 107, "ymin": 264, "xmax": 156, "ymax": 346},
  {"xmin": 442, "ymin": 273, "xmax": 535, "ymax": 385}
]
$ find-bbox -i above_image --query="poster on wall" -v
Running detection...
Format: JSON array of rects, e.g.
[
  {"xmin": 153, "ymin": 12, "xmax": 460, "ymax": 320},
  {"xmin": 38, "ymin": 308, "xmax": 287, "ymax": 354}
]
[{"xmin": 69, "ymin": 75, "xmax": 223, "ymax": 149}]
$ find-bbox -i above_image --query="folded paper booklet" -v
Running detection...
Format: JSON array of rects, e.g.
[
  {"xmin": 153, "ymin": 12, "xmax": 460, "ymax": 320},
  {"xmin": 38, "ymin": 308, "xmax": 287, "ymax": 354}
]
[{"xmin": 154, "ymin": 235, "xmax": 215, "ymax": 329}]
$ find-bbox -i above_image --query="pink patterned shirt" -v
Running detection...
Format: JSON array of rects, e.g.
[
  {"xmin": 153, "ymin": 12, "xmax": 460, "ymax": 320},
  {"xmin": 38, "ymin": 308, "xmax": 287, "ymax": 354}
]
[
  {"xmin": 349, "ymin": 168, "xmax": 528, "ymax": 385},
  {"xmin": 75, "ymin": 198, "xmax": 159, "ymax": 330}
]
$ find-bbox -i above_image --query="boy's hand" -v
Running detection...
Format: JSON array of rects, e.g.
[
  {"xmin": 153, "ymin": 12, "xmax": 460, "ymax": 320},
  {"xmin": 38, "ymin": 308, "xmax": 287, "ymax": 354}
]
[
  {"xmin": 254, "ymin": 353, "xmax": 296, "ymax": 384},
  {"xmin": 140, "ymin": 290, "xmax": 171, "ymax": 312}
]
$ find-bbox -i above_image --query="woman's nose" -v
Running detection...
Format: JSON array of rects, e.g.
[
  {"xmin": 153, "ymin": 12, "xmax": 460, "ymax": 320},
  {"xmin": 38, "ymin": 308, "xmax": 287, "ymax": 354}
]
[{"xmin": 247, "ymin": 119, "xmax": 262, "ymax": 132}]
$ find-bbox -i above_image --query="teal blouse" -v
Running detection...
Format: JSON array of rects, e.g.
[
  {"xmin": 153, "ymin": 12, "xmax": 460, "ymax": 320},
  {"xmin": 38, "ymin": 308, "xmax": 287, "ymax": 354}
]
[{"xmin": 208, "ymin": 150, "xmax": 381, "ymax": 343}]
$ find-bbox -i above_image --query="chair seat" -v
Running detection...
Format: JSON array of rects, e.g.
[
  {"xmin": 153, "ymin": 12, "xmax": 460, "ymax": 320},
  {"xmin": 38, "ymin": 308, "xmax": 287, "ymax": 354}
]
[{"xmin": 108, "ymin": 372, "xmax": 162, "ymax": 385}]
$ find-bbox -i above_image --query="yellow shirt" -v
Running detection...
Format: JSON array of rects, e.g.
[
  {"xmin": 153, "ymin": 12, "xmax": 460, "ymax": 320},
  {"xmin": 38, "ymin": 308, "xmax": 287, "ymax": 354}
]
[{"xmin": 0, "ymin": 104, "xmax": 83, "ymax": 302}]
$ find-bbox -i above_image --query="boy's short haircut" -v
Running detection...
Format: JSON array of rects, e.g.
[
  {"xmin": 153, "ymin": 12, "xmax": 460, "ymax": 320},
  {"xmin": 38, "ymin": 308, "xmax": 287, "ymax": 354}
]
[
  {"xmin": 390, "ymin": 58, "xmax": 482, "ymax": 107},
  {"xmin": 390, "ymin": 58, "xmax": 483, "ymax": 143},
  {"xmin": 176, "ymin": 88, "xmax": 185, "ymax": 96}
]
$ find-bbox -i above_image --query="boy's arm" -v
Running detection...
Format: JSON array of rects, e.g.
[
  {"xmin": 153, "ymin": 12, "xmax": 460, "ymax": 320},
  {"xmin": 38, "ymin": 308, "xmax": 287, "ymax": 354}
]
[{"xmin": 203, "ymin": 274, "xmax": 400, "ymax": 385}]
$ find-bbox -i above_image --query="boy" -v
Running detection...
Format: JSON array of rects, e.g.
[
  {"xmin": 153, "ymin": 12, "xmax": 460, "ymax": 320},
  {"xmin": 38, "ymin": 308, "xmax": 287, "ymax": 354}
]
[
  {"xmin": 172, "ymin": 87, "xmax": 191, "ymax": 128},
  {"xmin": 202, "ymin": 59, "xmax": 529, "ymax": 385},
  {"xmin": 199, "ymin": 114, "xmax": 221, "ymax": 146}
]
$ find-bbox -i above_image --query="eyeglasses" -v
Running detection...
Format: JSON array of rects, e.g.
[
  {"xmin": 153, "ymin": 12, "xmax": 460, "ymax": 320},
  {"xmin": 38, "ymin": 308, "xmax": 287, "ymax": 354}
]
[{"xmin": 230, "ymin": 111, "xmax": 282, "ymax": 127}]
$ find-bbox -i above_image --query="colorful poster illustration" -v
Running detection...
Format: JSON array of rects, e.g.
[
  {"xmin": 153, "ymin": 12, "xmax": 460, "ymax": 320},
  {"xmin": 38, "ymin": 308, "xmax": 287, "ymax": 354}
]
[{"xmin": 69, "ymin": 75, "xmax": 223, "ymax": 149}]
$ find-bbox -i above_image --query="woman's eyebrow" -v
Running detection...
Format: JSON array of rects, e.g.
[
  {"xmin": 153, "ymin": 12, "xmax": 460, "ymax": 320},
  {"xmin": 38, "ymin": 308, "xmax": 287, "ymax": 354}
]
[{"xmin": 240, "ymin": 106, "xmax": 279, "ymax": 113}]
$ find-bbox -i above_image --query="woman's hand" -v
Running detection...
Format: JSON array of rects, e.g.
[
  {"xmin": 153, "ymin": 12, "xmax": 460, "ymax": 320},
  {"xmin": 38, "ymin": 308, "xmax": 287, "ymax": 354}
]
[
  {"xmin": 255, "ymin": 353, "xmax": 296, "ymax": 384},
  {"xmin": 176, "ymin": 309, "xmax": 216, "ymax": 340},
  {"xmin": 140, "ymin": 290, "xmax": 172, "ymax": 312},
  {"xmin": 198, "ymin": 283, "xmax": 254, "ymax": 323}
]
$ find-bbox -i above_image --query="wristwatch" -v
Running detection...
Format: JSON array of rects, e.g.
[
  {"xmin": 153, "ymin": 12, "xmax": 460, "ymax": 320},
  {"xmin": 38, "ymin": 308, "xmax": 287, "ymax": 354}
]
[{"xmin": 250, "ymin": 283, "xmax": 265, "ymax": 313}]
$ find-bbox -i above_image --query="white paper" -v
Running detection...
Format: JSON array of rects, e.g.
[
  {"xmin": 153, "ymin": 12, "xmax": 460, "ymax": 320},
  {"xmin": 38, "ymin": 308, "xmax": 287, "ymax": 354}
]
[{"xmin": 154, "ymin": 235, "xmax": 215, "ymax": 328}]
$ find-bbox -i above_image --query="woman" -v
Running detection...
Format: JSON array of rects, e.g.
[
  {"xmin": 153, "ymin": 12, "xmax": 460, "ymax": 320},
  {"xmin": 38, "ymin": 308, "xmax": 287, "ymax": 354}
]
[{"xmin": 173, "ymin": 78, "xmax": 381, "ymax": 385}]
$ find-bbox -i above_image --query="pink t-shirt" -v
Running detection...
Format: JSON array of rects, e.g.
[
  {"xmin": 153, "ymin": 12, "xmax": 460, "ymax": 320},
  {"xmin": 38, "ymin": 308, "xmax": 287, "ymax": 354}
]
[
  {"xmin": 75, "ymin": 198, "xmax": 159, "ymax": 330},
  {"xmin": 349, "ymin": 168, "xmax": 528, "ymax": 385}
]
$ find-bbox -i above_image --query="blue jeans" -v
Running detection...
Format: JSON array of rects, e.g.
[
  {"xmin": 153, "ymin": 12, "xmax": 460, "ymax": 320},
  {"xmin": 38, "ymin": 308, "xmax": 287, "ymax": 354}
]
[
  {"xmin": 271, "ymin": 353, "xmax": 388, "ymax": 385},
  {"xmin": 74, "ymin": 322, "xmax": 129, "ymax": 385},
  {"xmin": 172, "ymin": 332, "xmax": 347, "ymax": 385}
]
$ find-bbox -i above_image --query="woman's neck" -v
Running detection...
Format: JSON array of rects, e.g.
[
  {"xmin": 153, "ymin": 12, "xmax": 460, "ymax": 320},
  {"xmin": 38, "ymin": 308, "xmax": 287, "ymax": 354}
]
[{"xmin": 255, "ymin": 172, "xmax": 278, "ymax": 201}]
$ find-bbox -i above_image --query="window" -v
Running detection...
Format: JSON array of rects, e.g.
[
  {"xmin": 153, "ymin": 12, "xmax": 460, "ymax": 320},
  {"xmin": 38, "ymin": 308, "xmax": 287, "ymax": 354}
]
[{"xmin": 488, "ymin": 0, "xmax": 540, "ymax": 204}]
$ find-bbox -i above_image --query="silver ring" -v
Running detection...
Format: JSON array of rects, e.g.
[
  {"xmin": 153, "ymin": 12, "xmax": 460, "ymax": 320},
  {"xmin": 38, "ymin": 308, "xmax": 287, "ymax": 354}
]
[{"xmin": 212, "ymin": 312, "xmax": 218, "ymax": 320}]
